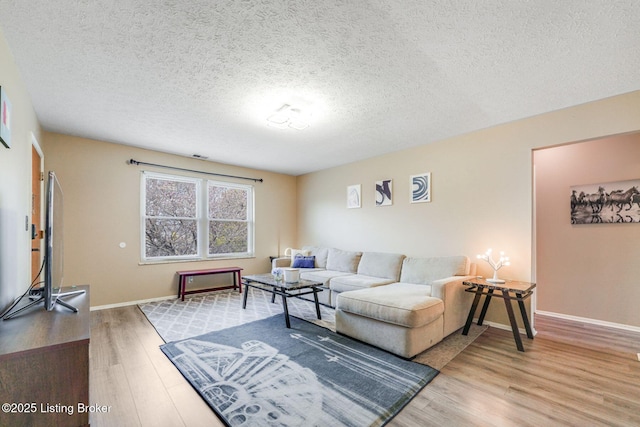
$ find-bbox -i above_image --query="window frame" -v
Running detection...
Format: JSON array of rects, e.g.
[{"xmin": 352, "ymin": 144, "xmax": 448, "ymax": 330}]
[
  {"xmin": 206, "ymin": 179, "xmax": 255, "ymax": 258},
  {"xmin": 140, "ymin": 171, "xmax": 255, "ymax": 263}
]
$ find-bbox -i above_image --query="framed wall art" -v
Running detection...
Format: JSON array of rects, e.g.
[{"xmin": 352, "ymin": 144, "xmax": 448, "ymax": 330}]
[
  {"xmin": 410, "ymin": 172, "xmax": 431, "ymax": 203},
  {"xmin": 570, "ymin": 178, "xmax": 640, "ymax": 224},
  {"xmin": 347, "ymin": 184, "xmax": 361, "ymax": 209},
  {"xmin": 375, "ymin": 179, "xmax": 392, "ymax": 206},
  {"xmin": 0, "ymin": 86, "xmax": 12, "ymax": 148}
]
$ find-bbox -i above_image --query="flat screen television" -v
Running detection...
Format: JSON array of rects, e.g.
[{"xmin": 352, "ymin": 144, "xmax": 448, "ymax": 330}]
[
  {"xmin": 2, "ymin": 171, "xmax": 83, "ymax": 319},
  {"xmin": 44, "ymin": 171, "xmax": 64, "ymax": 310},
  {"xmin": 43, "ymin": 171, "xmax": 84, "ymax": 312}
]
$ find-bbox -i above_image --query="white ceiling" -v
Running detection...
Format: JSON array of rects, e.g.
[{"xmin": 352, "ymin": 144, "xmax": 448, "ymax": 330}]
[{"xmin": 1, "ymin": 1, "xmax": 639, "ymax": 176}]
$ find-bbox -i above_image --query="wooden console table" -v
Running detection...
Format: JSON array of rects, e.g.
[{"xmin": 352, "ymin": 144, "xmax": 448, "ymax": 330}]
[
  {"xmin": 462, "ymin": 278, "xmax": 535, "ymax": 352},
  {"xmin": 0, "ymin": 285, "xmax": 90, "ymax": 427},
  {"xmin": 177, "ymin": 267, "xmax": 243, "ymax": 301}
]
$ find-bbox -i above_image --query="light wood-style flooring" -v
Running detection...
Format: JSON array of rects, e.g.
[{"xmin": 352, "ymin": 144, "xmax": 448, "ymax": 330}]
[{"xmin": 89, "ymin": 306, "xmax": 640, "ymax": 426}]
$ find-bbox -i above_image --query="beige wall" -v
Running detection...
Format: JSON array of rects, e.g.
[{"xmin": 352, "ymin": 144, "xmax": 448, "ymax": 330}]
[
  {"xmin": 0, "ymin": 28, "xmax": 42, "ymax": 310},
  {"xmin": 297, "ymin": 91, "xmax": 640, "ymax": 328},
  {"xmin": 44, "ymin": 133, "xmax": 298, "ymax": 307},
  {"xmin": 534, "ymin": 133, "xmax": 640, "ymax": 327}
]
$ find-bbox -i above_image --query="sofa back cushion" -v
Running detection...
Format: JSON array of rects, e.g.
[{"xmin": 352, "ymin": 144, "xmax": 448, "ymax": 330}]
[
  {"xmin": 357, "ymin": 252, "xmax": 406, "ymax": 281},
  {"xmin": 302, "ymin": 246, "xmax": 329, "ymax": 268},
  {"xmin": 400, "ymin": 256, "xmax": 470, "ymax": 284},
  {"xmin": 326, "ymin": 248, "xmax": 362, "ymax": 273}
]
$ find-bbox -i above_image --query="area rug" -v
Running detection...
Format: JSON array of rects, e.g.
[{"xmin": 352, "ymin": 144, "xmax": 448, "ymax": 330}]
[
  {"xmin": 160, "ymin": 315, "xmax": 438, "ymax": 427},
  {"xmin": 139, "ymin": 288, "xmax": 336, "ymax": 342},
  {"xmin": 416, "ymin": 323, "xmax": 487, "ymax": 370},
  {"xmin": 139, "ymin": 289, "xmax": 487, "ymax": 370}
]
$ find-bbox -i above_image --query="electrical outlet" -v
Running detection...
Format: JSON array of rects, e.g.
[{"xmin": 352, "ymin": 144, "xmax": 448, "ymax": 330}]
[{"xmin": 188, "ymin": 277, "xmax": 194, "ymax": 284}]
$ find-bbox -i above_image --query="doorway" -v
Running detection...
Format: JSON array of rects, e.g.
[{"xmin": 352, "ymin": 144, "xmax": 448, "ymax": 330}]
[{"xmin": 31, "ymin": 137, "xmax": 44, "ymax": 285}]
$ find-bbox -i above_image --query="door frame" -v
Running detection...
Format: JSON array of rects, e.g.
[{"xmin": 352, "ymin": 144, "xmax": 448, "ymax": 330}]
[{"xmin": 31, "ymin": 132, "xmax": 44, "ymax": 284}]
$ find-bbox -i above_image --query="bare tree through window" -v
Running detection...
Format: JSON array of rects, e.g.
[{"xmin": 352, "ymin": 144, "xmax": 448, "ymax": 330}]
[
  {"xmin": 145, "ymin": 177, "xmax": 198, "ymax": 258},
  {"xmin": 143, "ymin": 172, "xmax": 254, "ymax": 261},
  {"xmin": 208, "ymin": 185, "xmax": 249, "ymax": 255}
]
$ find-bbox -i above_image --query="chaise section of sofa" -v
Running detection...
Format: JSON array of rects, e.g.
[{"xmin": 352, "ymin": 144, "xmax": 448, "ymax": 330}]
[
  {"xmin": 335, "ymin": 283, "xmax": 445, "ymax": 358},
  {"xmin": 335, "ymin": 255, "xmax": 476, "ymax": 358}
]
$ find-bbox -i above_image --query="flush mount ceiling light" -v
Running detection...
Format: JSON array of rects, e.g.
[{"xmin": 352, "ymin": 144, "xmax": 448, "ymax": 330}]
[{"xmin": 266, "ymin": 104, "xmax": 310, "ymax": 130}]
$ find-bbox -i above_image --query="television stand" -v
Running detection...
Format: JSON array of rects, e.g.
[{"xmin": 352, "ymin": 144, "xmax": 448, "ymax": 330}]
[{"xmin": 2, "ymin": 288, "xmax": 86, "ymax": 320}]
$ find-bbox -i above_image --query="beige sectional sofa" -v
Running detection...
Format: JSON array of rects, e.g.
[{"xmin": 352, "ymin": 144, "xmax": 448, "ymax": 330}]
[{"xmin": 273, "ymin": 246, "xmax": 476, "ymax": 358}]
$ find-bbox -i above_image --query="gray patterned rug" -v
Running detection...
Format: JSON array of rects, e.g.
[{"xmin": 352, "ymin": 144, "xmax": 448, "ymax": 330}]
[
  {"xmin": 160, "ymin": 315, "xmax": 439, "ymax": 427},
  {"xmin": 139, "ymin": 289, "xmax": 487, "ymax": 370},
  {"xmin": 139, "ymin": 288, "xmax": 336, "ymax": 343}
]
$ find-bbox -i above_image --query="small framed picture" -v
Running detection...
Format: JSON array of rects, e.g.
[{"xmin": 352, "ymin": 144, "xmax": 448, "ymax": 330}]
[
  {"xmin": 347, "ymin": 184, "xmax": 361, "ymax": 208},
  {"xmin": 375, "ymin": 179, "xmax": 393, "ymax": 206},
  {"xmin": 410, "ymin": 172, "xmax": 431, "ymax": 203},
  {"xmin": 0, "ymin": 86, "xmax": 12, "ymax": 149}
]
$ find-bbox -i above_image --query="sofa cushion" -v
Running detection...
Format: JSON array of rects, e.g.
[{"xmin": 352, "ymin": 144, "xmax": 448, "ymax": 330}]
[
  {"xmin": 356, "ymin": 252, "xmax": 406, "ymax": 281},
  {"xmin": 399, "ymin": 256, "xmax": 470, "ymax": 285},
  {"xmin": 302, "ymin": 246, "xmax": 329, "ymax": 268},
  {"xmin": 285, "ymin": 248, "xmax": 310, "ymax": 262},
  {"xmin": 330, "ymin": 274, "xmax": 394, "ymax": 293},
  {"xmin": 300, "ymin": 269, "xmax": 354, "ymax": 287},
  {"xmin": 292, "ymin": 255, "xmax": 316, "ymax": 268},
  {"xmin": 336, "ymin": 285, "xmax": 443, "ymax": 328},
  {"xmin": 326, "ymin": 248, "xmax": 362, "ymax": 273}
]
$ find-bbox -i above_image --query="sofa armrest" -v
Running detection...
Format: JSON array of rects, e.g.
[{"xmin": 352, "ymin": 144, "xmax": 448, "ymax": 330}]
[
  {"xmin": 468, "ymin": 263, "xmax": 477, "ymax": 276},
  {"xmin": 272, "ymin": 257, "xmax": 292, "ymax": 269},
  {"xmin": 430, "ymin": 275, "xmax": 476, "ymax": 337}
]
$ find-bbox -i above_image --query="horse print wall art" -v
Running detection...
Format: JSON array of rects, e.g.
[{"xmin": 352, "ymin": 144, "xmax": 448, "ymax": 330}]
[{"xmin": 571, "ymin": 179, "xmax": 640, "ymax": 224}]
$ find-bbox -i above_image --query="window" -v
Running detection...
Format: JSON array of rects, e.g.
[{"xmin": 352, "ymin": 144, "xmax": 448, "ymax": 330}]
[{"xmin": 142, "ymin": 172, "xmax": 254, "ymax": 261}]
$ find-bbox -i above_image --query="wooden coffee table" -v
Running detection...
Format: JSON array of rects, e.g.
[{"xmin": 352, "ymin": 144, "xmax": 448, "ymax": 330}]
[{"xmin": 242, "ymin": 274, "xmax": 323, "ymax": 328}]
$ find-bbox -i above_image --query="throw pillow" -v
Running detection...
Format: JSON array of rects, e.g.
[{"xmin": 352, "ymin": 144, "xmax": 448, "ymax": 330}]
[
  {"xmin": 285, "ymin": 248, "xmax": 310, "ymax": 263},
  {"xmin": 292, "ymin": 255, "xmax": 316, "ymax": 268}
]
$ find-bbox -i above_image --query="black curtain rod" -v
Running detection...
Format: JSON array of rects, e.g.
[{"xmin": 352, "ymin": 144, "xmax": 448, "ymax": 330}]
[{"xmin": 127, "ymin": 159, "xmax": 263, "ymax": 183}]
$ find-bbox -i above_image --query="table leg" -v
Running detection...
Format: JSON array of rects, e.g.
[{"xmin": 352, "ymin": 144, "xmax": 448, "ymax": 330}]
[
  {"xmin": 313, "ymin": 289, "xmax": 322, "ymax": 320},
  {"xmin": 236, "ymin": 271, "xmax": 242, "ymax": 293},
  {"xmin": 502, "ymin": 289, "xmax": 524, "ymax": 352},
  {"xmin": 462, "ymin": 288, "xmax": 483, "ymax": 335},
  {"xmin": 477, "ymin": 288, "xmax": 494, "ymax": 326},
  {"xmin": 180, "ymin": 277, "xmax": 186, "ymax": 301},
  {"xmin": 271, "ymin": 289, "xmax": 276, "ymax": 304},
  {"xmin": 517, "ymin": 295, "xmax": 534, "ymax": 339},
  {"xmin": 242, "ymin": 282, "xmax": 249, "ymax": 309},
  {"xmin": 282, "ymin": 294, "xmax": 291, "ymax": 328}
]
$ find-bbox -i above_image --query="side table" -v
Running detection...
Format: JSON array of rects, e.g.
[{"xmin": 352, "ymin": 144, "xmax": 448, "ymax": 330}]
[{"xmin": 462, "ymin": 278, "xmax": 535, "ymax": 352}]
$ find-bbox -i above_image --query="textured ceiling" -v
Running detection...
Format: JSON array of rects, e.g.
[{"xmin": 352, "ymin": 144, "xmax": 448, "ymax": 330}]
[{"xmin": 0, "ymin": 1, "xmax": 639, "ymax": 175}]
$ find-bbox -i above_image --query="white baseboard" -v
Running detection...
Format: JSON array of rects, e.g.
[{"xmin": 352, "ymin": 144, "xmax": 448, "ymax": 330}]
[
  {"xmin": 90, "ymin": 295, "xmax": 176, "ymax": 311},
  {"xmin": 536, "ymin": 310, "xmax": 640, "ymax": 333}
]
